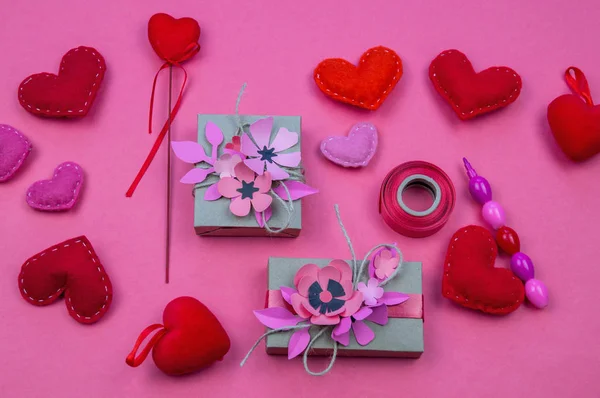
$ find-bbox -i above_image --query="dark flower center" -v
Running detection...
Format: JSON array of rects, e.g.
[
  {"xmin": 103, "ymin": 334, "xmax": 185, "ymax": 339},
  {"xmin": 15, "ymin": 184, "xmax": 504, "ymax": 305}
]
[
  {"xmin": 236, "ymin": 180, "xmax": 259, "ymax": 199},
  {"xmin": 257, "ymin": 146, "xmax": 278, "ymax": 163},
  {"xmin": 307, "ymin": 279, "xmax": 346, "ymax": 314}
]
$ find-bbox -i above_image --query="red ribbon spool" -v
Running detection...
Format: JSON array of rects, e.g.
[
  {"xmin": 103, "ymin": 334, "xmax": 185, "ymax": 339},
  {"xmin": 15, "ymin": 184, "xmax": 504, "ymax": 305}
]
[{"xmin": 379, "ymin": 161, "xmax": 455, "ymax": 238}]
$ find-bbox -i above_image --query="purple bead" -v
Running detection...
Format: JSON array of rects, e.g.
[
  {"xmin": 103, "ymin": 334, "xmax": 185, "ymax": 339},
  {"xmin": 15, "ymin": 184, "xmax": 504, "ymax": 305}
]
[
  {"xmin": 481, "ymin": 201, "xmax": 506, "ymax": 229},
  {"xmin": 468, "ymin": 176, "xmax": 493, "ymax": 204},
  {"xmin": 525, "ymin": 279, "xmax": 549, "ymax": 309},
  {"xmin": 510, "ymin": 252, "xmax": 535, "ymax": 281}
]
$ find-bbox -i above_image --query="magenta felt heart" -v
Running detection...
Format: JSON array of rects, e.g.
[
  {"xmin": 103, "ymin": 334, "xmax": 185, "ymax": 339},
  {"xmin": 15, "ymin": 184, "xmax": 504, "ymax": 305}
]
[
  {"xmin": 320, "ymin": 122, "xmax": 378, "ymax": 167},
  {"xmin": 0, "ymin": 124, "xmax": 32, "ymax": 182},
  {"xmin": 26, "ymin": 162, "xmax": 84, "ymax": 211}
]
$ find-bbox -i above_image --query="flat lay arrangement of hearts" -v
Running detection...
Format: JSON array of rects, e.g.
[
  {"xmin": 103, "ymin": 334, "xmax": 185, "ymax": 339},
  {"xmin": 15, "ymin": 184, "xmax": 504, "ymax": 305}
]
[{"xmin": 1, "ymin": 2, "xmax": 598, "ymax": 398}]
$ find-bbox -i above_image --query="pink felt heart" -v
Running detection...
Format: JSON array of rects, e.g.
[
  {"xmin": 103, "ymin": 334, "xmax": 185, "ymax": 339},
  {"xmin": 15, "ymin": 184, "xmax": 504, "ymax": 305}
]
[
  {"xmin": 0, "ymin": 124, "xmax": 32, "ymax": 182},
  {"xmin": 26, "ymin": 162, "xmax": 84, "ymax": 211},
  {"xmin": 320, "ymin": 122, "xmax": 378, "ymax": 168}
]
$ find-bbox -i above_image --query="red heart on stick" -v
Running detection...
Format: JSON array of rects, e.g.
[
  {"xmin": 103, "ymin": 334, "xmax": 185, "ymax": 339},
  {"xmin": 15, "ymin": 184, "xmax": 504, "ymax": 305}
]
[
  {"xmin": 429, "ymin": 49, "xmax": 522, "ymax": 120},
  {"xmin": 126, "ymin": 297, "xmax": 230, "ymax": 376},
  {"xmin": 125, "ymin": 13, "xmax": 201, "ymax": 198},
  {"xmin": 547, "ymin": 67, "xmax": 600, "ymax": 162},
  {"xmin": 18, "ymin": 236, "xmax": 112, "ymax": 324},
  {"xmin": 442, "ymin": 226, "xmax": 524, "ymax": 315},
  {"xmin": 148, "ymin": 13, "xmax": 200, "ymax": 63},
  {"xmin": 18, "ymin": 47, "xmax": 106, "ymax": 118},
  {"xmin": 314, "ymin": 46, "xmax": 403, "ymax": 110}
]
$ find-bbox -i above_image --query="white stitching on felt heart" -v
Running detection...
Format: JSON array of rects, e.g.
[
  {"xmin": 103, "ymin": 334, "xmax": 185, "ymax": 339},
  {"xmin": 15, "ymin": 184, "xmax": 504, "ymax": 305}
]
[
  {"xmin": 19, "ymin": 238, "xmax": 109, "ymax": 320},
  {"xmin": 445, "ymin": 227, "xmax": 520, "ymax": 310},
  {"xmin": 314, "ymin": 47, "xmax": 402, "ymax": 108},
  {"xmin": 0, "ymin": 125, "xmax": 31, "ymax": 180},
  {"xmin": 18, "ymin": 47, "xmax": 104, "ymax": 115},
  {"xmin": 430, "ymin": 50, "xmax": 520, "ymax": 117},
  {"xmin": 27, "ymin": 162, "xmax": 82, "ymax": 209},
  {"xmin": 321, "ymin": 122, "xmax": 377, "ymax": 167}
]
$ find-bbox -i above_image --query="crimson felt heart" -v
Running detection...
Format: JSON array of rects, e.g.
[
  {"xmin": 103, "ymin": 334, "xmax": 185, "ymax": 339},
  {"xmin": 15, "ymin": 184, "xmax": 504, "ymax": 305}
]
[
  {"xmin": 18, "ymin": 46, "xmax": 106, "ymax": 118},
  {"xmin": 314, "ymin": 46, "xmax": 403, "ymax": 110},
  {"xmin": 442, "ymin": 225, "xmax": 524, "ymax": 315},
  {"xmin": 126, "ymin": 297, "xmax": 230, "ymax": 376},
  {"xmin": 148, "ymin": 13, "xmax": 200, "ymax": 63},
  {"xmin": 547, "ymin": 68, "xmax": 600, "ymax": 162},
  {"xmin": 429, "ymin": 49, "xmax": 522, "ymax": 120},
  {"xmin": 548, "ymin": 96, "xmax": 600, "ymax": 161},
  {"xmin": 18, "ymin": 236, "xmax": 112, "ymax": 324}
]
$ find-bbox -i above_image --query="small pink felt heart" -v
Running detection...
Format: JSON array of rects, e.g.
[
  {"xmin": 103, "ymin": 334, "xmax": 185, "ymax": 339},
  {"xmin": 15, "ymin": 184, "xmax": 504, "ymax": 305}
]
[
  {"xmin": 320, "ymin": 122, "xmax": 378, "ymax": 168},
  {"xmin": 0, "ymin": 124, "xmax": 32, "ymax": 182},
  {"xmin": 26, "ymin": 162, "xmax": 84, "ymax": 211}
]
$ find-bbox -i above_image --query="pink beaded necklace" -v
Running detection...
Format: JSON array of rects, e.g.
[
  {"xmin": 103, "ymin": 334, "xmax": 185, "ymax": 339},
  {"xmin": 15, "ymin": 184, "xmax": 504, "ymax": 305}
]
[{"xmin": 463, "ymin": 158, "xmax": 549, "ymax": 309}]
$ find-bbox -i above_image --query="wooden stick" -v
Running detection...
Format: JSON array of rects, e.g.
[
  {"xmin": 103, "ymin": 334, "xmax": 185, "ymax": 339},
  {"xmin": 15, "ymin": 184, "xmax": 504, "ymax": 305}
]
[{"xmin": 165, "ymin": 66, "xmax": 173, "ymax": 284}]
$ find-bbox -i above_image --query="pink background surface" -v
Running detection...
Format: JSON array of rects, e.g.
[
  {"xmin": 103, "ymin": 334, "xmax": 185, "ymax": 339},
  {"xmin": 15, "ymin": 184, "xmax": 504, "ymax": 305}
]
[{"xmin": 1, "ymin": 0, "xmax": 600, "ymax": 396}]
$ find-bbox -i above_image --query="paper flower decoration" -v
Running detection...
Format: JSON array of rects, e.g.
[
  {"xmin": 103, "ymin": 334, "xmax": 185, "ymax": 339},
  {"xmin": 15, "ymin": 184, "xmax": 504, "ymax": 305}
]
[
  {"xmin": 369, "ymin": 246, "xmax": 400, "ymax": 281},
  {"xmin": 335, "ymin": 277, "xmax": 408, "ymax": 346},
  {"xmin": 241, "ymin": 117, "xmax": 301, "ymax": 180},
  {"xmin": 214, "ymin": 153, "xmax": 242, "ymax": 178},
  {"xmin": 357, "ymin": 278, "xmax": 384, "ymax": 306},
  {"xmin": 224, "ymin": 136, "xmax": 242, "ymax": 155},
  {"xmin": 172, "ymin": 118, "xmax": 318, "ymax": 230},
  {"xmin": 243, "ymin": 206, "xmax": 421, "ymax": 375},
  {"xmin": 171, "ymin": 121, "xmax": 236, "ymax": 201},
  {"xmin": 290, "ymin": 260, "xmax": 363, "ymax": 325},
  {"xmin": 361, "ymin": 277, "xmax": 409, "ymax": 308},
  {"xmin": 249, "ymin": 256, "xmax": 411, "ymax": 361},
  {"xmin": 218, "ymin": 163, "xmax": 272, "ymax": 217},
  {"xmin": 171, "ymin": 121, "xmax": 225, "ymax": 184},
  {"xmin": 331, "ymin": 305, "xmax": 387, "ymax": 346}
]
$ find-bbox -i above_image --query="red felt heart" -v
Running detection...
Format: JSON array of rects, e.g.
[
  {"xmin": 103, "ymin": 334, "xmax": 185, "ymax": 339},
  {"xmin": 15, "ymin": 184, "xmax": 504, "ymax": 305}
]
[
  {"xmin": 18, "ymin": 236, "xmax": 112, "ymax": 324},
  {"xmin": 18, "ymin": 47, "xmax": 106, "ymax": 118},
  {"xmin": 148, "ymin": 13, "xmax": 200, "ymax": 63},
  {"xmin": 314, "ymin": 46, "xmax": 403, "ymax": 110},
  {"xmin": 442, "ymin": 225, "xmax": 524, "ymax": 315},
  {"xmin": 547, "ymin": 68, "xmax": 600, "ymax": 162},
  {"xmin": 126, "ymin": 297, "xmax": 230, "ymax": 376},
  {"xmin": 547, "ymin": 96, "xmax": 600, "ymax": 161},
  {"xmin": 429, "ymin": 49, "xmax": 522, "ymax": 120}
]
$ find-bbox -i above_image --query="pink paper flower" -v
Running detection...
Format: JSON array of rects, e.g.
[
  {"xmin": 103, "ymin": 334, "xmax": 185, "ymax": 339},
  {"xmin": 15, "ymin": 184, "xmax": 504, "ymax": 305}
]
[
  {"xmin": 331, "ymin": 284, "xmax": 410, "ymax": 347},
  {"xmin": 331, "ymin": 305, "xmax": 389, "ymax": 346},
  {"xmin": 217, "ymin": 163, "xmax": 272, "ymax": 217},
  {"xmin": 358, "ymin": 277, "xmax": 409, "ymax": 308},
  {"xmin": 369, "ymin": 246, "xmax": 400, "ymax": 281},
  {"xmin": 213, "ymin": 153, "xmax": 242, "ymax": 178},
  {"xmin": 290, "ymin": 260, "xmax": 363, "ymax": 325},
  {"xmin": 241, "ymin": 117, "xmax": 301, "ymax": 180},
  {"xmin": 357, "ymin": 278, "xmax": 384, "ymax": 306},
  {"xmin": 333, "ymin": 275, "xmax": 410, "ymax": 346}
]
